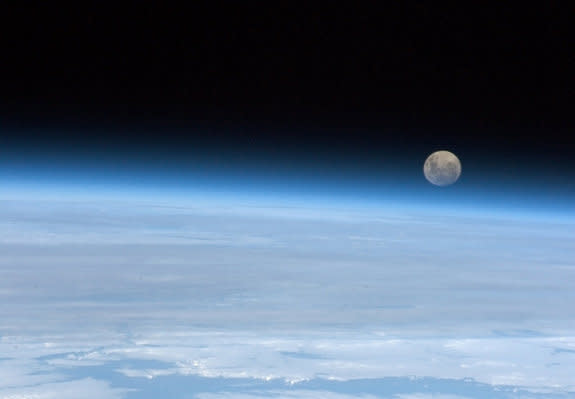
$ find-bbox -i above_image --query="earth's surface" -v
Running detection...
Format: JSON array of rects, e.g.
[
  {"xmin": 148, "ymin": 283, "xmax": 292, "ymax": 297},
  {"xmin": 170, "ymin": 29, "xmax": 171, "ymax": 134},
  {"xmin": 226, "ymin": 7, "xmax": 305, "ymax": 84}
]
[{"xmin": 0, "ymin": 197, "xmax": 574, "ymax": 398}]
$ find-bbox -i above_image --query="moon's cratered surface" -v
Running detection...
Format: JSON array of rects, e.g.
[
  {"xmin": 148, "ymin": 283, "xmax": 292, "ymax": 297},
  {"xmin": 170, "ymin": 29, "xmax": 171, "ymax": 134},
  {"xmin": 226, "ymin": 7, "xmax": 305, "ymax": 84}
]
[{"xmin": 423, "ymin": 150, "xmax": 461, "ymax": 186}]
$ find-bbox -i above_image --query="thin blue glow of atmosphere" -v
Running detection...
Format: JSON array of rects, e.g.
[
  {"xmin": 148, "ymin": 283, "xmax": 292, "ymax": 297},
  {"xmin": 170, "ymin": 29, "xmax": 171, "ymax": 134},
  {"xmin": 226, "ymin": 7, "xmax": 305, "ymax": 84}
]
[{"xmin": 1, "ymin": 159, "xmax": 571, "ymax": 221}]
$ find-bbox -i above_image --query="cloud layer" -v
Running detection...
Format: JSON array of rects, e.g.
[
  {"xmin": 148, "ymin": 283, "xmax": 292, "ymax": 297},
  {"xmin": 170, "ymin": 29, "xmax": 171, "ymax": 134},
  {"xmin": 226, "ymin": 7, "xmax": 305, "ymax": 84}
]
[{"xmin": 0, "ymin": 198, "xmax": 574, "ymax": 397}]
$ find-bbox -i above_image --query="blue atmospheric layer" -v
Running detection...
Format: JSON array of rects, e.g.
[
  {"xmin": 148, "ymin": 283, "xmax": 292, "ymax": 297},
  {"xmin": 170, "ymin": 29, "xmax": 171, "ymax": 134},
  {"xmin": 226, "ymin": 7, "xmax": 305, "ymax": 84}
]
[{"xmin": 0, "ymin": 156, "xmax": 573, "ymax": 218}]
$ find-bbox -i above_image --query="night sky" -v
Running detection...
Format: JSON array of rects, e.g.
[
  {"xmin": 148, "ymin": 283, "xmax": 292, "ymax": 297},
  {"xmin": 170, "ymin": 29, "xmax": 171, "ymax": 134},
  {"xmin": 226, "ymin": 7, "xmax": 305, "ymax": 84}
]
[{"xmin": 0, "ymin": 4, "xmax": 573, "ymax": 213}]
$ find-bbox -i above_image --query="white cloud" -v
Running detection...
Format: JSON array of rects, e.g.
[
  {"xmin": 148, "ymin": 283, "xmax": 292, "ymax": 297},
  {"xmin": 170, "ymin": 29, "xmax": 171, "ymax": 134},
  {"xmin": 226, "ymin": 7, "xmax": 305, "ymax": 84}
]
[
  {"xmin": 195, "ymin": 390, "xmax": 382, "ymax": 399},
  {"xmin": 394, "ymin": 395, "xmax": 471, "ymax": 399},
  {"xmin": 0, "ymin": 378, "xmax": 130, "ymax": 399},
  {"xmin": 91, "ymin": 330, "xmax": 575, "ymax": 393},
  {"xmin": 2, "ymin": 318, "xmax": 575, "ymax": 394},
  {"xmin": 0, "ymin": 359, "xmax": 65, "ymax": 390}
]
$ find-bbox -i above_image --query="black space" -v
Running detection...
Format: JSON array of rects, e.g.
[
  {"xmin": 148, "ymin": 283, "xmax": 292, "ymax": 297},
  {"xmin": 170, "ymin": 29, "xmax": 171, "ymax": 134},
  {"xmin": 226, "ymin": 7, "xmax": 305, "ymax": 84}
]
[{"xmin": 0, "ymin": 3, "xmax": 573, "ymax": 194}]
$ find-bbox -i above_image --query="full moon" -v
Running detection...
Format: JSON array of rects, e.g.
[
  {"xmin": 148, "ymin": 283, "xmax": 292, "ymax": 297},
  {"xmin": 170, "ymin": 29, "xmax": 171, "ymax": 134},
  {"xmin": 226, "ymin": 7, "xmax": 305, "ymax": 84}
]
[{"xmin": 423, "ymin": 150, "xmax": 461, "ymax": 186}]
